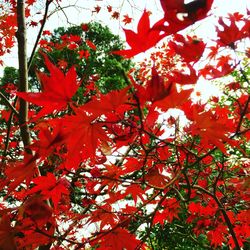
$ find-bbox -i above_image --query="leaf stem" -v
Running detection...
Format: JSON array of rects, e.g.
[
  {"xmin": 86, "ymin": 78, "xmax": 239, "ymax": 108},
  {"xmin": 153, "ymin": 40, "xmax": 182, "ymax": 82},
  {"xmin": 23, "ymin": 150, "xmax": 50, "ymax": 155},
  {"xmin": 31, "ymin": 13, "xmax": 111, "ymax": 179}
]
[{"xmin": 0, "ymin": 91, "xmax": 19, "ymax": 116}]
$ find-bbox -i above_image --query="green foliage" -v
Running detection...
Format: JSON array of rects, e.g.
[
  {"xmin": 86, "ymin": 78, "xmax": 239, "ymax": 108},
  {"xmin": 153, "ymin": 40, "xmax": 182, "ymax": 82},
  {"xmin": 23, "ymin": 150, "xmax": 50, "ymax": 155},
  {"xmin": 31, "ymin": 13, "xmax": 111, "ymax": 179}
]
[
  {"xmin": 0, "ymin": 66, "xmax": 18, "ymax": 104},
  {"xmin": 30, "ymin": 22, "xmax": 132, "ymax": 95},
  {"xmin": 143, "ymin": 222, "xmax": 208, "ymax": 250},
  {"xmin": 0, "ymin": 66, "xmax": 19, "ymax": 86}
]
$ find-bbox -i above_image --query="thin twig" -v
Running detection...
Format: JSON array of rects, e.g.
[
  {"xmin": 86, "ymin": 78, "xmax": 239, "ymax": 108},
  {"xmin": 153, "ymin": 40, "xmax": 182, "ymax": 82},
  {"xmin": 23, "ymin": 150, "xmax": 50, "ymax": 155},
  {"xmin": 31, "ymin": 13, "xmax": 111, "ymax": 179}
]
[
  {"xmin": 1, "ymin": 98, "xmax": 17, "ymax": 165},
  {"xmin": 28, "ymin": 0, "xmax": 51, "ymax": 71},
  {"xmin": 191, "ymin": 184, "xmax": 241, "ymax": 250},
  {"xmin": 0, "ymin": 91, "xmax": 19, "ymax": 116}
]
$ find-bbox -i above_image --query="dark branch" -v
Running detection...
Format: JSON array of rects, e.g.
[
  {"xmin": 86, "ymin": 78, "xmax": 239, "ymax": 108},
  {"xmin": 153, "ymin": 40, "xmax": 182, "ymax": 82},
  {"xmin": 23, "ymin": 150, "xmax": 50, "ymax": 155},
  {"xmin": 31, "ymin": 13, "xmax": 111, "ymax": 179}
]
[
  {"xmin": 28, "ymin": 0, "xmax": 51, "ymax": 71},
  {"xmin": 0, "ymin": 91, "xmax": 19, "ymax": 116},
  {"xmin": 16, "ymin": 0, "xmax": 31, "ymax": 151}
]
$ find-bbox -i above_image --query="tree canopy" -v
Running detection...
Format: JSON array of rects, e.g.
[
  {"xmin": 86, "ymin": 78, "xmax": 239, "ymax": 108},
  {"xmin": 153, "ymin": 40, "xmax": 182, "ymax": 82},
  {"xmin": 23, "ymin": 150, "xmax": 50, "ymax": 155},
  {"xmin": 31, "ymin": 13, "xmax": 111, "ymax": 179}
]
[{"xmin": 29, "ymin": 21, "xmax": 132, "ymax": 94}]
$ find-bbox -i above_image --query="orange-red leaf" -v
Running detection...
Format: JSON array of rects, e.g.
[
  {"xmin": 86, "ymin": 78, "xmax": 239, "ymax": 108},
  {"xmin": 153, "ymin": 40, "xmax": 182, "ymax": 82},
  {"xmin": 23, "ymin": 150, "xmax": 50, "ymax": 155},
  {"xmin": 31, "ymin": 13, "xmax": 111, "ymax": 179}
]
[
  {"xmin": 5, "ymin": 154, "xmax": 38, "ymax": 193},
  {"xmin": 113, "ymin": 10, "xmax": 166, "ymax": 58},
  {"xmin": 16, "ymin": 54, "xmax": 79, "ymax": 117},
  {"xmin": 122, "ymin": 14, "xmax": 132, "ymax": 25},
  {"xmin": 94, "ymin": 228, "xmax": 143, "ymax": 250},
  {"xmin": 83, "ymin": 87, "xmax": 131, "ymax": 118},
  {"xmin": 63, "ymin": 108, "xmax": 110, "ymax": 167},
  {"xmin": 216, "ymin": 13, "xmax": 250, "ymax": 47},
  {"xmin": 168, "ymin": 34, "xmax": 206, "ymax": 63},
  {"xmin": 145, "ymin": 66, "xmax": 171, "ymax": 102},
  {"xmin": 153, "ymin": 83, "xmax": 193, "ymax": 111},
  {"xmin": 0, "ymin": 215, "xmax": 16, "ymax": 250},
  {"xmin": 157, "ymin": 0, "xmax": 214, "ymax": 35},
  {"xmin": 28, "ymin": 173, "xmax": 69, "ymax": 209}
]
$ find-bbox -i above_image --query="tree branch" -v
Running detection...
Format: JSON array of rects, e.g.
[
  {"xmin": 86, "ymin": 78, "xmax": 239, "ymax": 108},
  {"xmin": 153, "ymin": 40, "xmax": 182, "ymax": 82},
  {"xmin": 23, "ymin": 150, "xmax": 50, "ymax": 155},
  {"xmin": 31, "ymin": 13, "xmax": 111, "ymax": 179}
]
[
  {"xmin": 193, "ymin": 185, "xmax": 241, "ymax": 250},
  {"xmin": 1, "ymin": 98, "xmax": 17, "ymax": 165},
  {"xmin": 28, "ymin": 0, "xmax": 51, "ymax": 71},
  {"xmin": 0, "ymin": 91, "xmax": 19, "ymax": 116}
]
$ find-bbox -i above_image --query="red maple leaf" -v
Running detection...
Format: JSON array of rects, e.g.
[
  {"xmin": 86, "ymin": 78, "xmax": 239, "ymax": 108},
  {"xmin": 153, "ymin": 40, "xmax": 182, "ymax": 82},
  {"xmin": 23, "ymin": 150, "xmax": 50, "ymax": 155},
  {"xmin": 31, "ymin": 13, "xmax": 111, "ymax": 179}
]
[
  {"xmin": 28, "ymin": 173, "xmax": 69, "ymax": 209},
  {"xmin": 107, "ymin": 5, "xmax": 112, "ymax": 12},
  {"xmin": 42, "ymin": 30, "xmax": 51, "ymax": 36},
  {"xmin": 216, "ymin": 13, "xmax": 250, "ymax": 47},
  {"xmin": 153, "ymin": 198, "xmax": 180, "ymax": 224},
  {"xmin": 160, "ymin": 0, "xmax": 184, "ymax": 12},
  {"xmin": 124, "ymin": 184, "xmax": 145, "ymax": 204},
  {"xmin": 188, "ymin": 201, "xmax": 218, "ymax": 217},
  {"xmin": 161, "ymin": 0, "xmax": 214, "ymax": 20},
  {"xmin": 207, "ymin": 224, "xmax": 228, "ymax": 247},
  {"xmin": 145, "ymin": 166, "xmax": 168, "ymax": 188},
  {"xmin": 100, "ymin": 164, "xmax": 123, "ymax": 190},
  {"xmin": 26, "ymin": 0, "xmax": 36, "ymax": 5},
  {"xmin": 21, "ymin": 195, "xmax": 53, "ymax": 225},
  {"xmin": 86, "ymin": 39, "xmax": 96, "ymax": 50},
  {"xmin": 16, "ymin": 196, "xmax": 55, "ymax": 248},
  {"xmin": 63, "ymin": 108, "xmax": 110, "ymax": 167},
  {"xmin": 81, "ymin": 23, "xmax": 89, "ymax": 31},
  {"xmin": 189, "ymin": 108, "xmax": 235, "ymax": 152},
  {"xmin": 78, "ymin": 49, "xmax": 90, "ymax": 60},
  {"xmin": 16, "ymin": 54, "xmax": 79, "ymax": 118},
  {"xmin": 157, "ymin": 0, "xmax": 214, "ymax": 35},
  {"xmin": 122, "ymin": 14, "xmax": 132, "ymax": 25},
  {"xmin": 30, "ymin": 21, "xmax": 38, "ymax": 27},
  {"xmin": 30, "ymin": 120, "xmax": 66, "ymax": 159},
  {"xmin": 111, "ymin": 11, "xmax": 120, "ymax": 19},
  {"xmin": 199, "ymin": 63, "xmax": 235, "ymax": 80},
  {"xmin": 145, "ymin": 66, "xmax": 172, "ymax": 103},
  {"xmin": 67, "ymin": 42, "xmax": 78, "ymax": 50},
  {"xmin": 57, "ymin": 59, "xmax": 68, "ymax": 70},
  {"xmin": 93, "ymin": 5, "xmax": 101, "ymax": 13},
  {"xmin": 169, "ymin": 64, "xmax": 198, "ymax": 85},
  {"xmin": 207, "ymin": 45, "xmax": 219, "ymax": 60},
  {"xmin": 93, "ymin": 228, "xmax": 144, "ymax": 250},
  {"xmin": 0, "ymin": 215, "xmax": 16, "ymax": 250},
  {"xmin": 88, "ymin": 204, "xmax": 118, "ymax": 230},
  {"xmin": 168, "ymin": 34, "xmax": 206, "ymax": 63},
  {"xmin": 153, "ymin": 83, "xmax": 193, "ymax": 111},
  {"xmin": 184, "ymin": 0, "xmax": 214, "ymax": 21},
  {"xmin": 83, "ymin": 87, "xmax": 131, "ymax": 118},
  {"xmin": 5, "ymin": 154, "xmax": 39, "ymax": 194},
  {"xmin": 113, "ymin": 10, "xmax": 166, "ymax": 58}
]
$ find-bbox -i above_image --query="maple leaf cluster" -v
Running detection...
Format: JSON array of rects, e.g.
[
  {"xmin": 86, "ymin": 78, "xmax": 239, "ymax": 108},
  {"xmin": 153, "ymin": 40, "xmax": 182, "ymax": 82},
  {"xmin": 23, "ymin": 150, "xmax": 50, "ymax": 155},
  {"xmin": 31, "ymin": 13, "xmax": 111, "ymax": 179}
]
[
  {"xmin": 0, "ymin": 0, "xmax": 250, "ymax": 249},
  {"xmin": 0, "ymin": 10, "xmax": 16, "ymax": 64},
  {"xmin": 92, "ymin": 4, "xmax": 132, "ymax": 24},
  {"xmin": 0, "ymin": 0, "xmax": 44, "ymax": 64}
]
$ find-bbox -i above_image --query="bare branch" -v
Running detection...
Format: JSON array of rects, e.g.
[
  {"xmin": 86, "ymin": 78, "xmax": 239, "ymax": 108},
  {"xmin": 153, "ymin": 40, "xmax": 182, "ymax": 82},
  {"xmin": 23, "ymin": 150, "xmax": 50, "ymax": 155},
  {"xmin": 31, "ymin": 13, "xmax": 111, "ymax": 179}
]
[
  {"xmin": 28, "ymin": 0, "xmax": 51, "ymax": 71},
  {"xmin": 0, "ymin": 91, "xmax": 19, "ymax": 116}
]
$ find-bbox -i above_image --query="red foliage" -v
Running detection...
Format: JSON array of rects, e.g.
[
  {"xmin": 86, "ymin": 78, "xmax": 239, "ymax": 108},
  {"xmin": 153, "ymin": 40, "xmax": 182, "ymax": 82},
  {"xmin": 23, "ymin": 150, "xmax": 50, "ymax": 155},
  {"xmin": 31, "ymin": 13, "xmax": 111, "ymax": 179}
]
[
  {"xmin": 122, "ymin": 14, "xmax": 133, "ymax": 25},
  {"xmin": 0, "ymin": 1, "xmax": 250, "ymax": 250},
  {"xmin": 16, "ymin": 54, "xmax": 80, "ymax": 118},
  {"xmin": 168, "ymin": 34, "xmax": 206, "ymax": 63},
  {"xmin": 92, "ymin": 228, "xmax": 144, "ymax": 250},
  {"xmin": 113, "ymin": 10, "xmax": 166, "ymax": 58},
  {"xmin": 157, "ymin": 0, "xmax": 214, "ymax": 35},
  {"xmin": 216, "ymin": 13, "xmax": 250, "ymax": 48}
]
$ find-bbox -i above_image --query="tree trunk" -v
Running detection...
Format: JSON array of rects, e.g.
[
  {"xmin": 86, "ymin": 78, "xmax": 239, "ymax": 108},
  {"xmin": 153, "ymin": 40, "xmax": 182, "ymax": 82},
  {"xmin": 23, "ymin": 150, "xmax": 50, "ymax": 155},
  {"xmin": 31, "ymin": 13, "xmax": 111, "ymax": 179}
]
[
  {"xmin": 16, "ymin": 2, "xmax": 52, "ymax": 249},
  {"xmin": 16, "ymin": 0, "xmax": 31, "ymax": 150}
]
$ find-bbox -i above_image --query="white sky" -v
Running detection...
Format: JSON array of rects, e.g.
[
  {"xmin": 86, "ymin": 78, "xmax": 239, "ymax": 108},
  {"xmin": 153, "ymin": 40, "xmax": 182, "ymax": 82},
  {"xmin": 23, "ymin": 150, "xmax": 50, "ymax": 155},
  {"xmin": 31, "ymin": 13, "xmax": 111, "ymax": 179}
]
[{"xmin": 0, "ymin": 0, "xmax": 249, "ymax": 76}]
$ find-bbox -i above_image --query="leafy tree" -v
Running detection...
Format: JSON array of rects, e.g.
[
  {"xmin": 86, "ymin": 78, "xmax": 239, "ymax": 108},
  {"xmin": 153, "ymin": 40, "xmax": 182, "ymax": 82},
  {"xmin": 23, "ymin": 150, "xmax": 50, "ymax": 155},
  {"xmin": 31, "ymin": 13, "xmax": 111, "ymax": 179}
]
[
  {"xmin": 1, "ymin": 66, "xmax": 19, "ymax": 87},
  {"xmin": 30, "ymin": 21, "xmax": 132, "ymax": 94},
  {"xmin": 0, "ymin": 1, "xmax": 249, "ymax": 250}
]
